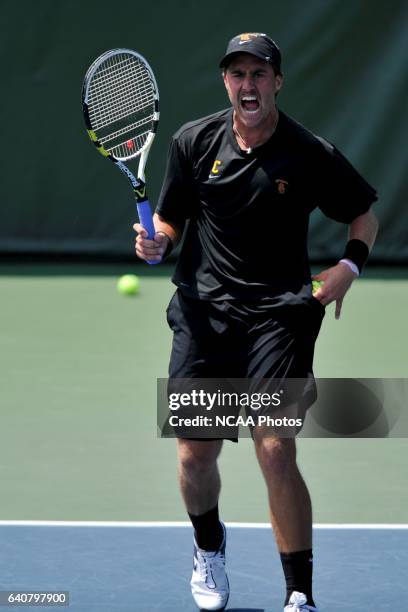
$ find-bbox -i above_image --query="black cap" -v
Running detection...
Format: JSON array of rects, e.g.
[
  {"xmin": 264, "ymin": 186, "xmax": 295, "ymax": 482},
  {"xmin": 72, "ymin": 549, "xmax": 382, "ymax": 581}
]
[{"xmin": 219, "ymin": 32, "xmax": 282, "ymax": 74}]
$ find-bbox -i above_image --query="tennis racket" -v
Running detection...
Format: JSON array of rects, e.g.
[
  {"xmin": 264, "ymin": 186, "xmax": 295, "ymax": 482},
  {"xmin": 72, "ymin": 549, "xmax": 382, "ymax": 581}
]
[{"xmin": 82, "ymin": 48, "xmax": 159, "ymax": 263}]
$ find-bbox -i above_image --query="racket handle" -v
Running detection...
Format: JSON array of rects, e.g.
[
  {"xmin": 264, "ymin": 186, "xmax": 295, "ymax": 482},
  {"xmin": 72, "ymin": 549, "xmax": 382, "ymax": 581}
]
[{"xmin": 137, "ymin": 200, "xmax": 159, "ymax": 265}]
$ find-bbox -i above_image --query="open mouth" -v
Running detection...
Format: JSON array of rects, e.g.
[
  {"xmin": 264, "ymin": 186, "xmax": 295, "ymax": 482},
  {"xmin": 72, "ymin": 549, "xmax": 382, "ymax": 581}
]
[{"xmin": 241, "ymin": 95, "xmax": 260, "ymax": 113}]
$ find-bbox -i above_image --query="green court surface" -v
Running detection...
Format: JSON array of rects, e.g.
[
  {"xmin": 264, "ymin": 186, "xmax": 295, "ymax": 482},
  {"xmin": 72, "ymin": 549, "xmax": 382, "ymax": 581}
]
[{"xmin": 1, "ymin": 264, "xmax": 407, "ymax": 523}]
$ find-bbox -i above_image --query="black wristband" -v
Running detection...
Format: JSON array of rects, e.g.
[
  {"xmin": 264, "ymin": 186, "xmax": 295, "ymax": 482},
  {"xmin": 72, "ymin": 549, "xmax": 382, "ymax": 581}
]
[
  {"xmin": 341, "ymin": 239, "xmax": 369, "ymax": 273},
  {"xmin": 156, "ymin": 231, "xmax": 174, "ymax": 260}
]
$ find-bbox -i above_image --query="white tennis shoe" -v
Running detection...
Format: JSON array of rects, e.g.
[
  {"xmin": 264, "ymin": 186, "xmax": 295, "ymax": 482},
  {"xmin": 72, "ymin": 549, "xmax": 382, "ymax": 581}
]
[
  {"xmin": 190, "ymin": 522, "xmax": 229, "ymax": 611},
  {"xmin": 284, "ymin": 591, "xmax": 318, "ymax": 611}
]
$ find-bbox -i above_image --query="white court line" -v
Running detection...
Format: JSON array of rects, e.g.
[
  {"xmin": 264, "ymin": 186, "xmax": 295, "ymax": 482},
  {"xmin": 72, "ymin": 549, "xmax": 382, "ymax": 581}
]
[{"xmin": 0, "ymin": 521, "xmax": 407, "ymax": 529}]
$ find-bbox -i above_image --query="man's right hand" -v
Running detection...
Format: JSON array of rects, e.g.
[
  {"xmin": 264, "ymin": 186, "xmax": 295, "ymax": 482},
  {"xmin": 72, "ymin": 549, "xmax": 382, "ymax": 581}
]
[{"xmin": 133, "ymin": 223, "xmax": 170, "ymax": 263}]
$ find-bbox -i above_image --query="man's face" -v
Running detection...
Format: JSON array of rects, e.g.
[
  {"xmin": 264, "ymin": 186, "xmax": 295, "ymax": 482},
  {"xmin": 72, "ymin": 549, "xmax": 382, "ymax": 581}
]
[{"xmin": 223, "ymin": 54, "xmax": 283, "ymax": 129}]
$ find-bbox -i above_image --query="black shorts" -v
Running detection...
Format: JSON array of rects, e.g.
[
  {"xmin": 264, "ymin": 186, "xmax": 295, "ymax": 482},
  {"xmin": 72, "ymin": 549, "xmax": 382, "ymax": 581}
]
[{"xmin": 165, "ymin": 289, "xmax": 325, "ymax": 439}]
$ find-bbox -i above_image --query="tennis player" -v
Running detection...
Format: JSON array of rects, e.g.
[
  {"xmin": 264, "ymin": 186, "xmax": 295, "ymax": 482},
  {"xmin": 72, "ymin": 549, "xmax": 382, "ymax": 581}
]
[{"xmin": 134, "ymin": 33, "xmax": 378, "ymax": 612}]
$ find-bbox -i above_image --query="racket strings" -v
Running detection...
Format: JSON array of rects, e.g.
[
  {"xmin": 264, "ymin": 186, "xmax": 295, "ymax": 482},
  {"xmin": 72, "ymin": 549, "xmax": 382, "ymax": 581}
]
[
  {"xmin": 89, "ymin": 56, "xmax": 150, "ymax": 108},
  {"xmin": 100, "ymin": 120, "xmax": 151, "ymax": 157},
  {"xmin": 90, "ymin": 69, "xmax": 153, "ymax": 126},
  {"xmin": 99, "ymin": 116, "xmax": 152, "ymax": 145},
  {"xmin": 110, "ymin": 131, "xmax": 151, "ymax": 159},
  {"xmin": 91, "ymin": 96, "xmax": 153, "ymax": 140},
  {"xmin": 91, "ymin": 54, "xmax": 136, "ymax": 78},
  {"xmin": 88, "ymin": 56, "xmax": 155, "ymax": 134},
  {"xmin": 89, "ymin": 85, "xmax": 153, "ymax": 130},
  {"xmin": 89, "ymin": 101, "xmax": 154, "ymax": 149}
]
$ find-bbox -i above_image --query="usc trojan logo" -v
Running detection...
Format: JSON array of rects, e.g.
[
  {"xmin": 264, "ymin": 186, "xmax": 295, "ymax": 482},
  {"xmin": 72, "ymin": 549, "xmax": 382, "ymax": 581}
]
[
  {"xmin": 238, "ymin": 33, "xmax": 266, "ymax": 43},
  {"xmin": 275, "ymin": 179, "xmax": 289, "ymax": 194}
]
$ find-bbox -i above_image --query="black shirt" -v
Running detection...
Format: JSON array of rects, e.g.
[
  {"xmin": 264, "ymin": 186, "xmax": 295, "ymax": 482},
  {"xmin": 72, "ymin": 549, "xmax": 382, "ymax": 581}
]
[{"xmin": 156, "ymin": 108, "xmax": 377, "ymax": 305}]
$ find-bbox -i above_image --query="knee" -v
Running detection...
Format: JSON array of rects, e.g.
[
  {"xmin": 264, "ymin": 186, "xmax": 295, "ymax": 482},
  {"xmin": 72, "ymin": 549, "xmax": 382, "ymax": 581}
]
[
  {"xmin": 255, "ymin": 437, "xmax": 296, "ymax": 476},
  {"xmin": 177, "ymin": 440, "xmax": 221, "ymax": 477}
]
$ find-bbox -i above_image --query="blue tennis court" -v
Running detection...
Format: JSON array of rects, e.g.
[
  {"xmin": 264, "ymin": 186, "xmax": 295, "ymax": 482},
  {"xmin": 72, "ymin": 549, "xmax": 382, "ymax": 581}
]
[{"xmin": 1, "ymin": 523, "xmax": 407, "ymax": 611}]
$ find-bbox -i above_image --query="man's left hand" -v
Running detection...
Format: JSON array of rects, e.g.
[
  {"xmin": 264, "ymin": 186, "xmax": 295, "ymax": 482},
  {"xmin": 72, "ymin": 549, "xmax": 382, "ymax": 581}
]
[{"xmin": 312, "ymin": 262, "xmax": 358, "ymax": 320}]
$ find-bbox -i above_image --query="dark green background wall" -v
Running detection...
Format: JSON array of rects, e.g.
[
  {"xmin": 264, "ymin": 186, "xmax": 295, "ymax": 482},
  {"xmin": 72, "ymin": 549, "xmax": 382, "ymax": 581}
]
[{"xmin": 1, "ymin": 0, "xmax": 407, "ymax": 261}]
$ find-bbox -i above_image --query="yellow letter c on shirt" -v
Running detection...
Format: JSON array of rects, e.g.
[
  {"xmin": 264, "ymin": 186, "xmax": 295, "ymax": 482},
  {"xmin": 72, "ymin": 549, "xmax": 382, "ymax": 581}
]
[{"xmin": 211, "ymin": 160, "xmax": 222, "ymax": 174}]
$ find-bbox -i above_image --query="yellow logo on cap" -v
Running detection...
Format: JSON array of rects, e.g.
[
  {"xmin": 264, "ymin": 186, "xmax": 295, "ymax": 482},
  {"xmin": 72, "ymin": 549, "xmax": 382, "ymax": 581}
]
[{"xmin": 239, "ymin": 33, "xmax": 265, "ymax": 42}]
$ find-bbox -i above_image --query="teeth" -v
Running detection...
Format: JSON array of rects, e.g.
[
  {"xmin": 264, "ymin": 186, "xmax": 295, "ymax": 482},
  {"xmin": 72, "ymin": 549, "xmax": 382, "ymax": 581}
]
[{"xmin": 242, "ymin": 96, "xmax": 257, "ymax": 101}]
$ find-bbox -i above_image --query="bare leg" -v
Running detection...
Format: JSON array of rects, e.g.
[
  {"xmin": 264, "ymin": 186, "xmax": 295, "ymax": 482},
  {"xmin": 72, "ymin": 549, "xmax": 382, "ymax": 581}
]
[
  {"xmin": 176, "ymin": 438, "xmax": 223, "ymax": 515},
  {"xmin": 253, "ymin": 432, "xmax": 312, "ymax": 552},
  {"xmin": 180, "ymin": 439, "xmax": 230, "ymax": 609}
]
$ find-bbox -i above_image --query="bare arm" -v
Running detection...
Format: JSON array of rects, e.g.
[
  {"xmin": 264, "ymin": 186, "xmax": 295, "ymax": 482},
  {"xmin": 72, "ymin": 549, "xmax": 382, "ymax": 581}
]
[
  {"xmin": 313, "ymin": 207, "xmax": 379, "ymax": 319},
  {"xmin": 348, "ymin": 207, "xmax": 378, "ymax": 249},
  {"xmin": 152, "ymin": 213, "xmax": 183, "ymax": 247},
  {"xmin": 133, "ymin": 213, "xmax": 184, "ymax": 263}
]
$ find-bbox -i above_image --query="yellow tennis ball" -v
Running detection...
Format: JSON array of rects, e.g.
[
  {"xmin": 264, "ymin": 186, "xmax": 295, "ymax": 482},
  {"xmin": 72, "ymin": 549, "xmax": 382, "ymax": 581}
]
[
  {"xmin": 117, "ymin": 274, "xmax": 140, "ymax": 296},
  {"xmin": 312, "ymin": 280, "xmax": 324, "ymax": 294}
]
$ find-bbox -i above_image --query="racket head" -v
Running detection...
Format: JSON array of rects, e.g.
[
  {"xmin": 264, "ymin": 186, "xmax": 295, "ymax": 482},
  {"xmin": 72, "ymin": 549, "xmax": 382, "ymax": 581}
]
[{"xmin": 82, "ymin": 49, "xmax": 159, "ymax": 162}]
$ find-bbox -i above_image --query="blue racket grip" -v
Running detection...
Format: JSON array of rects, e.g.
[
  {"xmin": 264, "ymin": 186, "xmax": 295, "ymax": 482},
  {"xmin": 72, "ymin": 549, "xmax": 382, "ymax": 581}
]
[{"xmin": 137, "ymin": 200, "xmax": 159, "ymax": 265}]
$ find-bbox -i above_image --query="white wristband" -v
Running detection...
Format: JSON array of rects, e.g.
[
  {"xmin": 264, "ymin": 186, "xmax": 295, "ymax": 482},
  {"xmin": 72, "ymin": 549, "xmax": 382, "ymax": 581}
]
[{"xmin": 339, "ymin": 258, "xmax": 359, "ymax": 276}]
